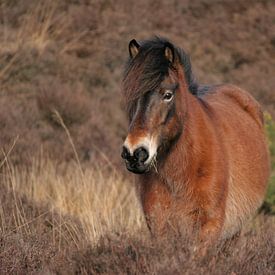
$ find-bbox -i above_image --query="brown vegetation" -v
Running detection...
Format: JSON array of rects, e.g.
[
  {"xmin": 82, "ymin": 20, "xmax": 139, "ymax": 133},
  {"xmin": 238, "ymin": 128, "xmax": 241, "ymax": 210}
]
[
  {"xmin": 0, "ymin": 0, "xmax": 275, "ymax": 166},
  {"xmin": 0, "ymin": 159, "xmax": 274, "ymax": 274},
  {"xmin": 0, "ymin": 0, "xmax": 274, "ymax": 273}
]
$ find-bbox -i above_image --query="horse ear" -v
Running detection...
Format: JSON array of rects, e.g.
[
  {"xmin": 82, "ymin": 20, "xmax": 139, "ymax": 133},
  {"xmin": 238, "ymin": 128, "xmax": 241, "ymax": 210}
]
[
  {"xmin": 129, "ymin": 39, "xmax": 140, "ymax": 58},
  {"xmin": 164, "ymin": 45, "xmax": 174, "ymax": 64}
]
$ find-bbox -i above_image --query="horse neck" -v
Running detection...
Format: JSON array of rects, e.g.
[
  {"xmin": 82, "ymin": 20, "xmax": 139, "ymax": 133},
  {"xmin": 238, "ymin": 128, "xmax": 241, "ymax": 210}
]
[{"xmin": 159, "ymin": 91, "xmax": 207, "ymax": 192}]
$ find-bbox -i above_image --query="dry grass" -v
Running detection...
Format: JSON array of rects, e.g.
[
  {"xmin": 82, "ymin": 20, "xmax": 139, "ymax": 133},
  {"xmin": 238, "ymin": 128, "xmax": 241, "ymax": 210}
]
[
  {"xmin": 0, "ymin": 0, "xmax": 76, "ymax": 56},
  {"xmin": 0, "ymin": 160, "xmax": 274, "ymax": 274},
  {"xmin": 0, "ymin": 154, "xmax": 274, "ymax": 274},
  {"xmin": 2, "ymin": 156, "xmax": 145, "ymax": 243}
]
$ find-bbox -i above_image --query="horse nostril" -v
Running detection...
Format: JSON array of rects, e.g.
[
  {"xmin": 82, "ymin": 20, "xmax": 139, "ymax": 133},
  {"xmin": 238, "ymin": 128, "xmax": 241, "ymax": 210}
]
[
  {"xmin": 134, "ymin": 147, "xmax": 149, "ymax": 162},
  {"xmin": 121, "ymin": 146, "xmax": 131, "ymax": 160}
]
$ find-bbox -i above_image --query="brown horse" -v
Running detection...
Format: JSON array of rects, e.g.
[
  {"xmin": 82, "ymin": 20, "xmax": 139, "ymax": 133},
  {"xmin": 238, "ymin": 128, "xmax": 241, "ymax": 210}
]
[{"xmin": 121, "ymin": 37, "xmax": 270, "ymax": 241}]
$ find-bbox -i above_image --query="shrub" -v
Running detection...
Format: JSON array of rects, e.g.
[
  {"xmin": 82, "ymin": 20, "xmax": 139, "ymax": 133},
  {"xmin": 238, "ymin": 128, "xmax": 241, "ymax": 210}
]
[
  {"xmin": 264, "ymin": 112, "xmax": 275, "ymax": 213},
  {"xmin": 37, "ymin": 79, "xmax": 91, "ymax": 127}
]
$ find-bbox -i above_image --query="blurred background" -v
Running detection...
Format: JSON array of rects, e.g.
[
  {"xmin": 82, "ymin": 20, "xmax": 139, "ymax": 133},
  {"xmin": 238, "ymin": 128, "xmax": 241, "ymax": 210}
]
[
  {"xmin": 0, "ymin": 0, "xmax": 274, "ymax": 273},
  {"xmin": 0, "ymin": 0, "xmax": 275, "ymax": 166}
]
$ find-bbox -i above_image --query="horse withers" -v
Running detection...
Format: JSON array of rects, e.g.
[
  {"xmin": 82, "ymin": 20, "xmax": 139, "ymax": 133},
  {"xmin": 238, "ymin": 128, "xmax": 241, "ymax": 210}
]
[{"xmin": 121, "ymin": 37, "xmax": 270, "ymax": 241}]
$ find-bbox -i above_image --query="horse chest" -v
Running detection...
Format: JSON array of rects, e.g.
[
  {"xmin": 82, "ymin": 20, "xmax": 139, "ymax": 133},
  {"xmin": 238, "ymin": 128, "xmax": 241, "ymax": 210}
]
[
  {"xmin": 140, "ymin": 176, "xmax": 199, "ymax": 221},
  {"xmin": 140, "ymin": 180, "xmax": 172, "ymax": 213}
]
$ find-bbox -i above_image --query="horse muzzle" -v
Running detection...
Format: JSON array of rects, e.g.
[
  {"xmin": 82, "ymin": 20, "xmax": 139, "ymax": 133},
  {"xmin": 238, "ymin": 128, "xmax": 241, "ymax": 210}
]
[{"xmin": 121, "ymin": 146, "xmax": 150, "ymax": 174}]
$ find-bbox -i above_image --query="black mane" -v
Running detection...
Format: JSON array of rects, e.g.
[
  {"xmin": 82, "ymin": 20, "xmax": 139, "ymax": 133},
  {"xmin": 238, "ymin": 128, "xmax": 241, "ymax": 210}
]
[{"xmin": 123, "ymin": 37, "xmax": 200, "ymax": 104}]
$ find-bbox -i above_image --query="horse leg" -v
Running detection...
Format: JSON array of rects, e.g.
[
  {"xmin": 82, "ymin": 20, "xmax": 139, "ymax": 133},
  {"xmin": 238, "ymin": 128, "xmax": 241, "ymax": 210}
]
[
  {"xmin": 144, "ymin": 205, "xmax": 172, "ymax": 236},
  {"xmin": 199, "ymin": 215, "xmax": 224, "ymax": 242},
  {"xmin": 140, "ymin": 177, "xmax": 173, "ymax": 236},
  {"xmin": 195, "ymin": 175, "xmax": 227, "ymax": 242}
]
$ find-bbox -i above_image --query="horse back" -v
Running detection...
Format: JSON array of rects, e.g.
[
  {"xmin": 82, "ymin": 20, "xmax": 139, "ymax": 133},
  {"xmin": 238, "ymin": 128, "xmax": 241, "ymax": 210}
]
[{"xmin": 200, "ymin": 84, "xmax": 264, "ymax": 127}]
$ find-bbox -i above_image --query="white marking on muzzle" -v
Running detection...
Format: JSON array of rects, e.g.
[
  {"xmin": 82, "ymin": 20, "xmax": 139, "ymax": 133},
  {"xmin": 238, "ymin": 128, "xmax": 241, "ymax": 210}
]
[{"xmin": 123, "ymin": 135, "xmax": 158, "ymax": 165}]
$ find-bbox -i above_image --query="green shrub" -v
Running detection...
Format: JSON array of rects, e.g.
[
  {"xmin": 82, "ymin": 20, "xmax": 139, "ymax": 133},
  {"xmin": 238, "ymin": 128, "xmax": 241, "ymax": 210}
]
[{"xmin": 264, "ymin": 112, "xmax": 275, "ymax": 213}]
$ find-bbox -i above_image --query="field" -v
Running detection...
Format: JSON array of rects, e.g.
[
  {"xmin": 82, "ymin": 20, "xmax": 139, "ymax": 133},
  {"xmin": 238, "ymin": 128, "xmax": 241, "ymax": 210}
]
[{"xmin": 0, "ymin": 0, "xmax": 274, "ymax": 274}]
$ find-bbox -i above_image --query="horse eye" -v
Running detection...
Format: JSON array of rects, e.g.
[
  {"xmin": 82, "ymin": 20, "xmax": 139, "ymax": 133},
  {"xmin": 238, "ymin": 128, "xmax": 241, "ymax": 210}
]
[{"xmin": 163, "ymin": 91, "xmax": 173, "ymax": 102}]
